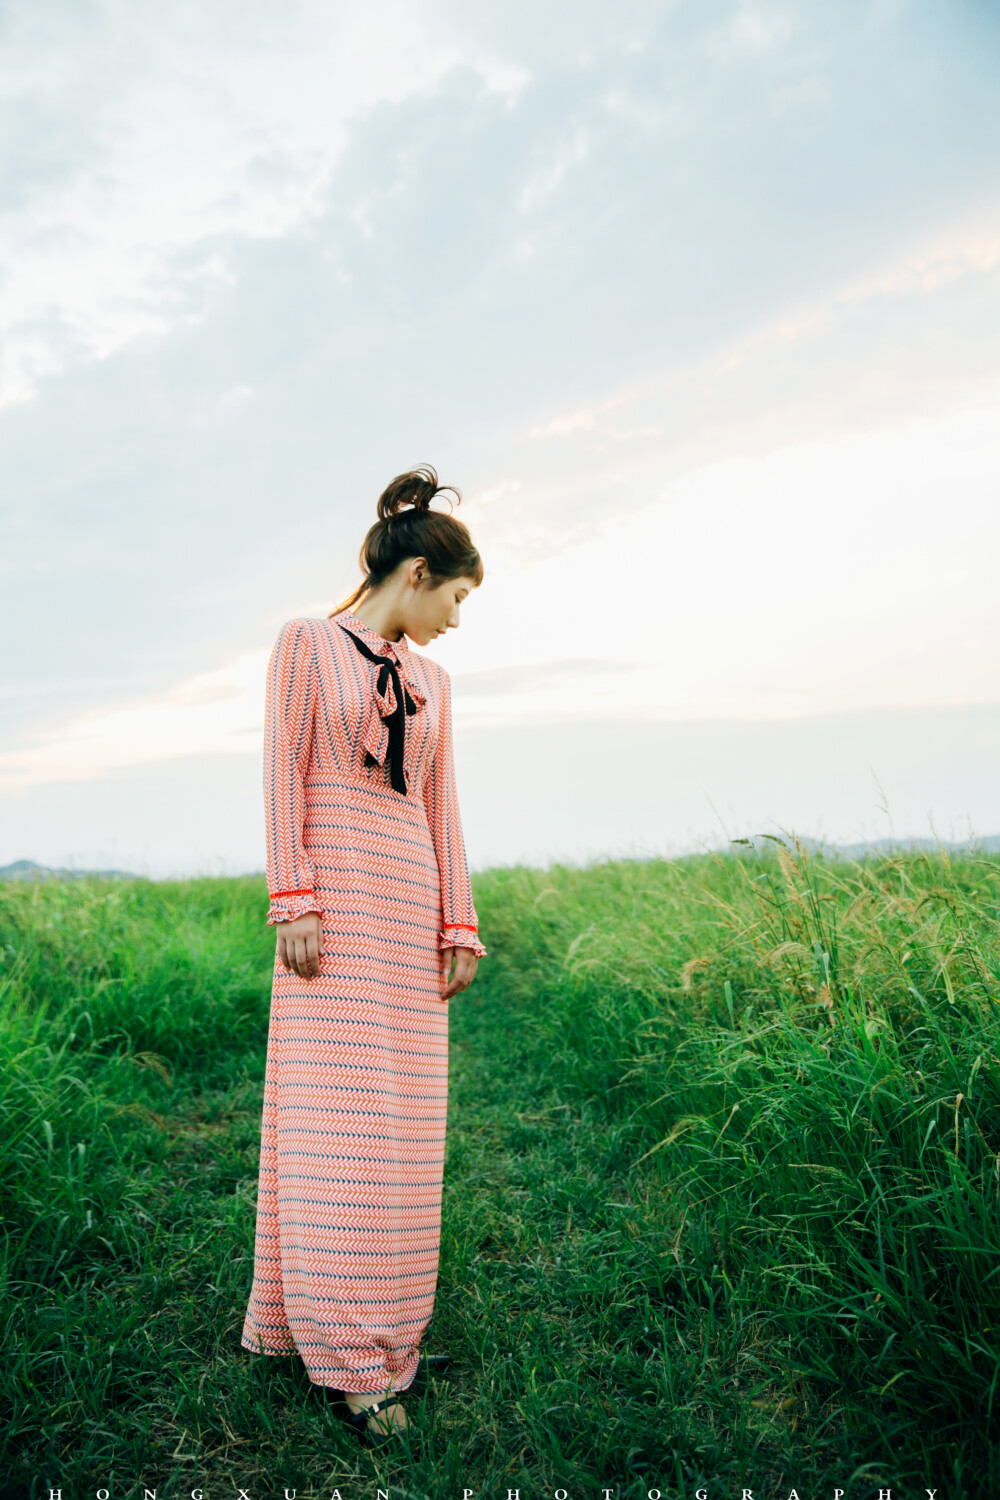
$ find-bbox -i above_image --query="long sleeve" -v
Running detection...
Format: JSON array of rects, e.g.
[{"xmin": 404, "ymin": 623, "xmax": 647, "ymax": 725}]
[
  {"xmin": 264, "ymin": 618, "xmax": 322, "ymax": 927},
  {"xmin": 423, "ymin": 667, "xmax": 486, "ymax": 957}
]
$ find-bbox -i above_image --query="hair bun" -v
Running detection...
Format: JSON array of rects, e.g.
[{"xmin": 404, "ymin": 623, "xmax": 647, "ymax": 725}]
[{"xmin": 376, "ymin": 465, "xmax": 460, "ymax": 522}]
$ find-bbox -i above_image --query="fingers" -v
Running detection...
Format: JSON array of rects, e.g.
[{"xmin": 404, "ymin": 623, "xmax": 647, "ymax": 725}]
[
  {"xmin": 295, "ymin": 930, "xmax": 320, "ymax": 979},
  {"xmin": 276, "ymin": 915, "xmax": 324, "ymax": 979},
  {"xmin": 441, "ymin": 947, "xmax": 456, "ymax": 1000},
  {"xmin": 295, "ymin": 930, "xmax": 322, "ymax": 979},
  {"xmin": 441, "ymin": 947, "xmax": 478, "ymax": 1000}
]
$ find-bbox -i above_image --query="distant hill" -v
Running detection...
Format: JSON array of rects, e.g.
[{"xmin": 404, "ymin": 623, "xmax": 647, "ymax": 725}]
[
  {"xmin": 3, "ymin": 838, "xmax": 999, "ymax": 885},
  {"xmin": 787, "ymin": 835, "xmax": 1000, "ymax": 859},
  {"xmin": 0, "ymin": 858, "xmax": 136, "ymax": 881}
]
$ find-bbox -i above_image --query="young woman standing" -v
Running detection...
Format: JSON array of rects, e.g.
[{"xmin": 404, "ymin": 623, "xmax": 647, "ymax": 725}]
[{"xmin": 241, "ymin": 467, "xmax": 486, "ymax": 1445}]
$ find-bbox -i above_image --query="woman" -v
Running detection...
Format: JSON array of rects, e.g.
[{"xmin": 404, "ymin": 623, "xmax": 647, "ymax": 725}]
[{"xmin": 241, "ymin": 466, "xmax": 486, "ymax": 1446}]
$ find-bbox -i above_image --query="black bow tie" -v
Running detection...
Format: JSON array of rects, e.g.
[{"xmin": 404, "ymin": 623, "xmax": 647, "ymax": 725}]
[{"xmin": 338, "ymin": 624, "xmax": 420, "ymax": 794}]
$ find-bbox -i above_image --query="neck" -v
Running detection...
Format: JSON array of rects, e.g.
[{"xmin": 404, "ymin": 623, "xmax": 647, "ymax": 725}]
[{"xmin": 350, "ymin": 587, "xmax": 404, "ymax": 642}]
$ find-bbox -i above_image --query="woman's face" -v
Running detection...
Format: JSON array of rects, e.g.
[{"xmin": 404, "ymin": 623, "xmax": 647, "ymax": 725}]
[{"xmin": 404, "ymin": 568, "xmax": 478, "ymax": 647}]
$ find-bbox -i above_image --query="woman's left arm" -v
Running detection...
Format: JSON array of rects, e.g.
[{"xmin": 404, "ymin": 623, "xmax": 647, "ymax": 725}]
[{"xmin": 423, "ymin": 667, "xmax": 486, "ymax": 999}]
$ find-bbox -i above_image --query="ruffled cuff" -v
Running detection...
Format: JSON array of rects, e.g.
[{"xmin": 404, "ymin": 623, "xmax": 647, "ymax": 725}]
[
  {"xmin": 267, "ymin": 888, "xmax": 323, "ymax": 926},
  {"xmin": 439, "ymin": 923, "xmax": 487, "ymax": 958}
]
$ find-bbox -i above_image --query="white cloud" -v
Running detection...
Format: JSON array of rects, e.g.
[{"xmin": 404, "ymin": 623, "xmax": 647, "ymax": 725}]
[
  {"xmin": 22, "ymin": 382, "xmax": 1000, "ymax": 790},
  {"xmin": 709, "ymin": 1, "xmax": 796, "ymax": 60},
  {"xmin": 0, "ymin": 648, "xmax": 269, "ymax": 790},
  {"xmin": 528, "ymin": 390, "xmax": 635, "ymax": 439},
  {"xmin": 436, "ymin": 394, "xmax": 1000, "ymax": 721},
  {"xmin": 517, "ymin": 126, "xmax": 590, "ymax": 215},
  {"xmin": 510, "ymin": 208, "xmax": 1000, "ymax": 521},
  {"xmin": 0, "ymin": 0, "xmax": 528, "ymax": 405},
  {"xmin": 718, "ymin": 211, "xmax": 1000, "ymax": 365}
]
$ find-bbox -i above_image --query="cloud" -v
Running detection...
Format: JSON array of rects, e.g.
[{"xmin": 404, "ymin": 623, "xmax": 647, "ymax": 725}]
[
  {"xmin": 710, "ymin": 2, "xmax": 796, "ymax": 60},
  {"xmin": 517, "ymin": 126, "xmax": 591, "ymax": 215},
  {"xmin": 715, "ymin": 211, "xmax": 1000, "ymax": 365},
  {"xmin": 512, "ymin": 207, "xmax": 1000, "ymax": 511},
  {"xmin": 528, "ymin": 391, "xmax": 635, "ymax": 438},
  {"xmin": 0, "ymin": 0, "xmax": 528, "ymax": 405},
  {"xmin": 440, "ymin": 394, "xmax": 1000, "ymax": 722},
  {"xmin": 0, "ymin": 648, "xmax": 269, "ymax": 790}
]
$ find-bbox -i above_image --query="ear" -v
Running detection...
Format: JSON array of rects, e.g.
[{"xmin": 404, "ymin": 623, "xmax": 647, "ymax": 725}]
[{"xmin": 408, "ymin": 555, "xmax": 429, "ymax": 588}]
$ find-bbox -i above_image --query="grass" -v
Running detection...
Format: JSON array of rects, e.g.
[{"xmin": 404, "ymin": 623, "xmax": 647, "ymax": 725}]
[{"xmin": 2, "ymin": 842, "xmax": 1000, "ymax": 1496}]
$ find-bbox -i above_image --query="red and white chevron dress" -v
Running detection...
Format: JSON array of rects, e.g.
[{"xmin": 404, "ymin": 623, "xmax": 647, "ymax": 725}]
[{"xmin": 240, "ymin": 610, "xmax": 486, "ymax": 1395}]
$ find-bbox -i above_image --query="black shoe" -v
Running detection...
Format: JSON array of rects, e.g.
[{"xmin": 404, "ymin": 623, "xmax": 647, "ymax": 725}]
[{"xmin": 346, "ymin": 1393, "xmax": 406, "ymax": 1447}]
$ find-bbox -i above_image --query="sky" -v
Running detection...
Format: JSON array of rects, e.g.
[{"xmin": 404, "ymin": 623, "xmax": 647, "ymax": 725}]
[{"xmin": 2, "ymin": 0, "xmax": 1000, "ymax": 876}]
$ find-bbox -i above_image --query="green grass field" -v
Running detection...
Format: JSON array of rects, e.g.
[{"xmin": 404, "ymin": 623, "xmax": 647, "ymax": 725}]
[{"xmin": 3, "ymin": 843, "xmax": 1000, "ymax": 1498}]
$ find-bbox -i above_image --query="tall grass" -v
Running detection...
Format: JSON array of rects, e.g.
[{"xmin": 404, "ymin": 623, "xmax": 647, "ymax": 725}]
[
  {"xmin": 473, "ymin": 841, "xmax": 1000, "ymax": 1484},
  {"xmin": 0, "ymin": 876, "xmax": 274, "ymax": 1495},
  {"xmin": 2, "ymin": 846, "xmax": 999, "ymax": 1495}
]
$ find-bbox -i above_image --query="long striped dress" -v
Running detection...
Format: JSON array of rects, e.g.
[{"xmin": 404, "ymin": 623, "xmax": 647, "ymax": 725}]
[{"xmin": 240, "ymin": 610, "xmax": 486, "ymax": 1395}]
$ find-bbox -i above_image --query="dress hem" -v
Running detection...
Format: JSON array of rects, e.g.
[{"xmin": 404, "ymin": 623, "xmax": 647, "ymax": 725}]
[{"xmin": 240, "ymin": 1334, "xmax": 421, "ymax": 1395}]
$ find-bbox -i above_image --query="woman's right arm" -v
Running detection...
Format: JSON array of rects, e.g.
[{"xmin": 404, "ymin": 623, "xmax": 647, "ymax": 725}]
[{"xmin": 264, "ymin": 620, "xmax": 324, "ymax": 976}]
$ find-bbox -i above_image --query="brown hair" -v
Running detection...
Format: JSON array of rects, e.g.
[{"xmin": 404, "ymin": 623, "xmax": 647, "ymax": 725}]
[{"xmin": 330, "ymin": 465, "xmax": 484, "ymax": 616}]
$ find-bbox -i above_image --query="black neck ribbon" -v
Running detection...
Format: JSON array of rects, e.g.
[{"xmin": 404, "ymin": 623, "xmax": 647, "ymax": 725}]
[{"xmin": 338, "ymin": 623, "xmax": 420, "ymax": 795}]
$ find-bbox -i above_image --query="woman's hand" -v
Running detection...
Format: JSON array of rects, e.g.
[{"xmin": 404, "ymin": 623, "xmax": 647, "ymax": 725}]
[
  {"xmin": 441, "ymin": 946, "xmax": 477, "ymax": 1001},
  {"xmin": 276, "ymin": 912, "xmax": 324, "ymax": 979}
]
